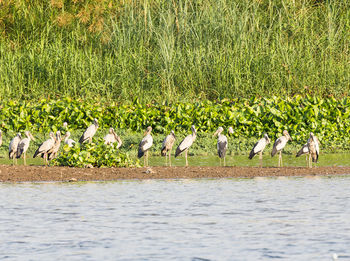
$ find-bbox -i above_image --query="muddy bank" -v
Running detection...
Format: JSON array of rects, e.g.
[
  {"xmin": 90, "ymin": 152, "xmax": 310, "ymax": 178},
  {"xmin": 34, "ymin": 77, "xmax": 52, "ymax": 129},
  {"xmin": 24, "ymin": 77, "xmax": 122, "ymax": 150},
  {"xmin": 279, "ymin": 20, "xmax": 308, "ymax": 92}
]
[{"xmin": 0, "ymin": 165, "xmax": 350, "ymax": 182}]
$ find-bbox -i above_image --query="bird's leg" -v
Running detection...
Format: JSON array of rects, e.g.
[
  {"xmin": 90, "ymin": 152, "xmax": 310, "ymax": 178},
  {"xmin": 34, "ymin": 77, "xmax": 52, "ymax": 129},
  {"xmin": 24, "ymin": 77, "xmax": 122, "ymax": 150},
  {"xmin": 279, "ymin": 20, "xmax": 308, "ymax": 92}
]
[
  {"xmin": 259, "ymin": 151, "xmax": 262, "ymax": 168},
  {"xmin": 278, "ymin": 151, "xmax": 282, "ymax": 167},
  {"xmin": 305, "ymin": 155, "xmax": 308, "ymax": 167},
  {"xmin": 24, "ymin": 153, "xmax": 26, "ymax": 166},
  {"xmin": 144, "ymin": 153, "xmax": 146, "ymax": 167},
  {"xmin": 169, "ymin": 152, "xmax": 172, "ymax": 167},
  {"xmin": 219, "ymin": 158, "xmax": 221, "ymax": 166},
  {"xmin": 185, "ymin": 150, "xmax": 188, "ymax": 167},
  {"xmin": 165, "ymin": 151, "xmax": 168, "ymax": 166},
  {"xmin": 146, "ymin": 151, "xmax": 149, "ymax": 167},
  {"xmin": 224, "ymin": 156, "xmax": 226, "ymax": 167}
]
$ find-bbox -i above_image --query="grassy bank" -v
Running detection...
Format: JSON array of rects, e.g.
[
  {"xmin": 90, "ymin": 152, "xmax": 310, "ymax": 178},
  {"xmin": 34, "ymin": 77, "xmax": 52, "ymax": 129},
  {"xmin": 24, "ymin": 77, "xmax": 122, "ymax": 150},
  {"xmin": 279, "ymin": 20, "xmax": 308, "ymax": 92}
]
[{"xmin": 0, "ymin": 0, "xmax": 349, "ymax": 102}]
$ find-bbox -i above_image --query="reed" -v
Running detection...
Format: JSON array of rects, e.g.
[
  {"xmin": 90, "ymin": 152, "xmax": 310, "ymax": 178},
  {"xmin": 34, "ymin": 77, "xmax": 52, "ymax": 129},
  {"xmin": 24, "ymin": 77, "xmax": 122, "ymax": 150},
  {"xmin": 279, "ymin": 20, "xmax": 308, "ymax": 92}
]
[{"xmin": 0, "ymin": 0, "xmax": 349, "ymax": 102}]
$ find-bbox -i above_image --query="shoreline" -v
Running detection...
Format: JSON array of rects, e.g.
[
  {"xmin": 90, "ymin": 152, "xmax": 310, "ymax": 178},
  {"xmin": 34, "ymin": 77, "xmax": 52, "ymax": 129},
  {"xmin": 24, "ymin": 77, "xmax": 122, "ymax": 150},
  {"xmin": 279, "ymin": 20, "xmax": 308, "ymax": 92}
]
[{"xmin": 0, "ymin": 165, "xmax": 350, "ymax": 182}]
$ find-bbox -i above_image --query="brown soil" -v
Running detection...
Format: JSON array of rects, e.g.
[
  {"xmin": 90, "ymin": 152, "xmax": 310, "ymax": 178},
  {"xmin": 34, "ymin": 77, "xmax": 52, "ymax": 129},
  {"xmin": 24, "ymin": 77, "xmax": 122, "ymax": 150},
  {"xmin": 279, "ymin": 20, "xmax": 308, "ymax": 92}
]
[{"xmin": 0, "ymin": 165, "xmax": 349, "ymax": 182}]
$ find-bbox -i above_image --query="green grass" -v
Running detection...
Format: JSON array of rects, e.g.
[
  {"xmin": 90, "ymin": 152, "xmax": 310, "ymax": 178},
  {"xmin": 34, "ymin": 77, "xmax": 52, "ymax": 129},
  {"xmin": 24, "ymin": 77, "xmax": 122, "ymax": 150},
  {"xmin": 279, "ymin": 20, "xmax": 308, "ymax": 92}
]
[{"xmin": 0, "ymin": 0, "xmax": 349, "ymax": 102}]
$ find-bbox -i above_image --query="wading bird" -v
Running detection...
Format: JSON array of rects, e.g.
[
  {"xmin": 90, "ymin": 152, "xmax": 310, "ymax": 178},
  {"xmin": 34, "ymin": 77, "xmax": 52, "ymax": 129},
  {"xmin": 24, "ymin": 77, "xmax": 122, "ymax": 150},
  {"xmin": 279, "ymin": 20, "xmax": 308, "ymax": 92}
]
[
  {"xmin": 9, "ymin": 133, "xmax": 22, "ymax": 165},
  {"xmin": 307, "ymin": 132, "xmax": 319, "ymax": 168},
  {"xmin": 79, "ymin": 118, "xmax": 99, "ymax": 144},
  {"xmin": 213, "ymin": 127, "xmax": 228, "ymax": 166},
  {"xmin": 175, "ymin": 125, "xmax": 197, "ymax": 166},
  {"xmin": 16, "ymin": 131, "xmax": 35, "ymax": 165},
  {"xmin": 33, "ymin": 132, "xmax": 55, "ymax": 165},
  {"xmin": 296, "ymin": 143, "xmax": 309, "ymax": 167},
  {"xmin": 161, "ymin": 130, "xmax": 176, "ymax": 166},
  {"xmin": 104, "ymin": 128, "xmax": 122, "ymax": 148},
  {"xmin": 63, "ymin": 131, "xmax": 76, "ymax": 147},
  {"xmin": 249, "ymin": 133, "xmax": 270, "ymax": 167},
  {"xmin": 47, "ymin": 131, "xmax": 62, "ymax": 160},
  {"xmin": 138, "ymin": 126, "xmax": 153, "ymax": 166},
  {"xmin": 271, "ymin": 130, "xmax": 292, "ymax": 167}
]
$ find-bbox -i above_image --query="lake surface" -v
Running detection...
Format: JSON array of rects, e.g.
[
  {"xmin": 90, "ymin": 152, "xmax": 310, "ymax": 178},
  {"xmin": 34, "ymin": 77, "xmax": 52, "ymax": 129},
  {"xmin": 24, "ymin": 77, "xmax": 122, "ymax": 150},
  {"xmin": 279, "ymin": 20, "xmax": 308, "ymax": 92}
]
[{"xmin": 1, "ymin": 176, "xmax": 350, "ymax": 260}]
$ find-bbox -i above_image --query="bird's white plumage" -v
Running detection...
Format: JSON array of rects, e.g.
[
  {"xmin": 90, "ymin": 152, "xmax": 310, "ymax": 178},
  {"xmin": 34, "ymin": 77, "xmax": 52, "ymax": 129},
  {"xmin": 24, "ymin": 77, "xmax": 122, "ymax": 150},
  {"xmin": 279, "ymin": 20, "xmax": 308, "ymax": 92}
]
[
  {"xmin": 9, "ymin": 134, "xmax": 21, "ymax": 158},
  {"xmin": 104, "ymin": 133, "xmax": 116, "ymax": 144},
  {"xmin": 37, "ymin": 135, "xmax": 55, "ymax": 154},
  {"xmin": 217, "ymin": 134, "xmax": 228, "ymax": 150},
  {"xmin": 64, "ymin": 132, "xmax": 76, "ymax": 147},
  {"xmin": 253, "ymin": 137, "xmax": 268, "ymax": 154},
  {"xmin": 82, "ymin": 125, "xmax": 97, "ymax": 141},
  {"xmin": 178, "ymin": 134, "xmax": 195, "ymax": 151},
  {"xmin": 275, "ymin": 136, "xmax": 288, "ymax": 151},
  {"xmin": 80, "ymin": 119, "xmax": 98, "ymax": 143},
  {"xmin": 140, "ymin": 134, "xmax": 153, "ymax": 152},
  {"xmin": 301, "ymin": 143, "xmax": 309, "ymax": 154}
]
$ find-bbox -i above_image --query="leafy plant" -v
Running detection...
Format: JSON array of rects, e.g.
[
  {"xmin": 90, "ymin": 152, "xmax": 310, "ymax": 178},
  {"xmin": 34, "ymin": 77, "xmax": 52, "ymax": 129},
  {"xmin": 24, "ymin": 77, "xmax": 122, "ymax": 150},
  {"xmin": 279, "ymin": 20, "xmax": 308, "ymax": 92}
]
[{"xmin": 52, "ymin": 140, "xmax": 140, "ymax": 168}]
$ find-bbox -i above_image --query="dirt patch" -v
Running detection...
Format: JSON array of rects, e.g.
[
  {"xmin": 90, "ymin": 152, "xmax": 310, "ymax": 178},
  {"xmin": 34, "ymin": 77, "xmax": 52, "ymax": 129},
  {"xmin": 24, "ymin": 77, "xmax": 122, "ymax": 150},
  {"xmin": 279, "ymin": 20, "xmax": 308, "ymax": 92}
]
[{"xmin": 0, "ymin": 165, "xmax": 349, "ymax": 182}]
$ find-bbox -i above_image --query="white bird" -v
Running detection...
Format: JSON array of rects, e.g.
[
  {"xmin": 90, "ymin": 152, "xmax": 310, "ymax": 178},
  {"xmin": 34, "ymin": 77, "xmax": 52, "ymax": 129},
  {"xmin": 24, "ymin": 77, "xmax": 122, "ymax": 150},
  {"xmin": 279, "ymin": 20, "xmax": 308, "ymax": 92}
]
[
  {"xmin": 16, "ymin": 131, "xmax": 35, "ymax": 165},
  {"xmin": 63, "ymin": 131, "xmax": 76, "ymax": 147},
  {"xmin": 249, "ymin": 133, "xmax": 270, "ymax": 167},
  {"xmin": 161, "ymin": 130, "xmax": 176, "ymax": 166},
  {"xmin": 175, "ymin": 125, "xmax": 197, "ymax": 166},
  {"xmin": 138, "ymin": 126, "xmax": 153, "ymax": 166},
  {"xmin": 296, "ymin": 143, "xmax": 309, "ymax": 167},
  {"xmin": 79, "ymin": 118, "xmax": 99, "ymax": 144},
  {"xmin": 228, "ymin": 127, "xmax": 234, "ymax": 135},
  {"xmin": 213, "ymin": 127, "xmax": 228, "ymax": 166},
  {"xmin": 104, "ymin": 128, "xmax": 122, "ymax": 148},
  {"xmin": 307, "ymin": 132, "xmax": 320, "ymax": 168},
  {"xmin": 9, "ymin": 133, "xmax": 22, "ymax": 165},
  {"xmin": 271, "ymin": 130, "xmax": 292, "ymax": 167},
  {"xmin": 47, "ymin": 131, "xmax": 62, "ymax": 160},
  {"xmin": 33, "ymin": 132, "xmax": 55, "ymax": 165}
]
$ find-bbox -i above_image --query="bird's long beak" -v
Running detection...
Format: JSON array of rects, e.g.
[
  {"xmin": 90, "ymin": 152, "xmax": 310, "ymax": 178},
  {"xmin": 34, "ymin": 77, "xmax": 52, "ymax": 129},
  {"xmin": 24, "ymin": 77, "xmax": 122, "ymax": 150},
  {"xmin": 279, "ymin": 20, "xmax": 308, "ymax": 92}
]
[
  {"xmin": 213, "ymin": 130, "xmax": 219, "ymax": 137},
  {"xmin": 30, "ymin": 134, "xmax": 36, "ymax": 141}
]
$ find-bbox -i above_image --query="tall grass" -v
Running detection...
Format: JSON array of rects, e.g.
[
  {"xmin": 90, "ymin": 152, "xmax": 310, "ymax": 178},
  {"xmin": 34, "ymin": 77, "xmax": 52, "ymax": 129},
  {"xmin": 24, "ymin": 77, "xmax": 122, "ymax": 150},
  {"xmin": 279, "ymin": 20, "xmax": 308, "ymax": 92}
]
[{"xmin": 0, "ymin": 0, "xmax": 349, "ymax": 102}]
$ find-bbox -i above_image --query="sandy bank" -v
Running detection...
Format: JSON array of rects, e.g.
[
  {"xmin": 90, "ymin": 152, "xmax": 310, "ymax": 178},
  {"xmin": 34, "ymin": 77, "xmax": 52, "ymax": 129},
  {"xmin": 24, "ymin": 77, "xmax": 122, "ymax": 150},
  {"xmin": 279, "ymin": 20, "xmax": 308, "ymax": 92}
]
[{"xmin": 0, "ymin": 165, "xmax": 349, "ymax": 182}]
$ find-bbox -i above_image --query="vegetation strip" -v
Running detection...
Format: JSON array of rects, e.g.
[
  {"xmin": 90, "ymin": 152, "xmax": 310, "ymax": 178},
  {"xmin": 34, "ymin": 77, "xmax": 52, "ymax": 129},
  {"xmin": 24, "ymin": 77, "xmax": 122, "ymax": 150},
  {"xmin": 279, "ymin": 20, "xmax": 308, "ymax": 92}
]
[{"xmin": 0, "ymin": 1, "xmax": 349, "ymax": 101}]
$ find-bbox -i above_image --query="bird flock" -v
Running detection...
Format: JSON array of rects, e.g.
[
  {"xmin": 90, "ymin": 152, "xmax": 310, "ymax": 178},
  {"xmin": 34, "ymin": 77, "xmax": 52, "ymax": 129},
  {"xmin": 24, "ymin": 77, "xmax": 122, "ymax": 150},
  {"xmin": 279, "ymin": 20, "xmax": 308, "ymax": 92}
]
[{"xmin": 3, "ymin": 118, "xmax": 320, "ymax": 168}]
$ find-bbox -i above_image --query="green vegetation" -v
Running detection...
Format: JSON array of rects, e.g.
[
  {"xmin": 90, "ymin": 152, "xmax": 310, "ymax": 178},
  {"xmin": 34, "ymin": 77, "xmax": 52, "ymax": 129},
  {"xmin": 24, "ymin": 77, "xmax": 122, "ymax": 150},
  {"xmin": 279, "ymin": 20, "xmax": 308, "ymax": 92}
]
[
  {"xmin": 51, "ymin": 141, "xmax": 140, "ymax": 167},
  {"xmin": 0, "ymin": 0, "xmax": 349, "ymax": 102},
  {"xmin": 0, "ymin": 96, "xmax": 348, "ymax": 159}
]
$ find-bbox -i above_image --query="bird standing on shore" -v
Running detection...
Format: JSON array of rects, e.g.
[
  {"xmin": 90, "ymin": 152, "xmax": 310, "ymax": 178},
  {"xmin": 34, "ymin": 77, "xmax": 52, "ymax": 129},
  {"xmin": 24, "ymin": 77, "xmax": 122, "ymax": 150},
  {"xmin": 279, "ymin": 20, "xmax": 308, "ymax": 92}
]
[
  {"xmin": 307, "ymin": 132, "xmax": 319, "ymax": 168},
  {"xmin": 213, "ymin": 127, "xmax": 228, "ymax": 166},
  {"xmin": 271, "ymin": 130, "xmax": 292, "ymax": 167},
  {"xmin": 161, "ymin": 130, "xmax": 176, "ymax": 166},
  {"xmin": 63, "ymin": 131, "xmax": 76, "ymax": 147},
  {"xmin": 79, "ymin": 118, "xmax": 99, "ymax": 144},
  {"xmin": 104, "ymin": 128, "xmax": 122, "ymax": 148},
  {"xmin": 16, "ymin": 131, "xmax": 35, "ymax": 165},
  {"xmin": 138, "ymin": 126, "xmax": 153, "ymax": 166},
  {"xmin": 249, "ymin": 133, "xmax": 270, "ymax": 167},
  {"xmin": 47, "ymin": 131, "xmax": 62, "ymax": 160},
  {"xmin": 175, "ymin": 125, "xmax": 197, "ymax": 166},
  {"xmin": 296, "ymin": 143, "xmax": 309, "ymax": 167},
  {"xmin": 33, "ymin": 132, "xmax": 55, "ymax": 165},
  {"xmin": 9, "ymin": 133, "xmax": 22, "ymax": 165}
]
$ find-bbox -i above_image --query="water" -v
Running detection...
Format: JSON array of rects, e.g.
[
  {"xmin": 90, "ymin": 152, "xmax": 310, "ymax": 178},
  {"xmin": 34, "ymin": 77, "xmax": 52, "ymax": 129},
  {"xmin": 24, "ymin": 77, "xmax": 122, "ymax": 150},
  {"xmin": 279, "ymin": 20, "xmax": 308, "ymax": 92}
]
[{"xmin": 1, "ymin": 177, "xmax": 350, "ymax": 260}]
